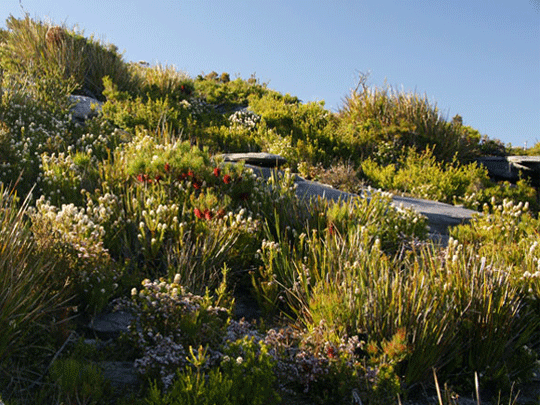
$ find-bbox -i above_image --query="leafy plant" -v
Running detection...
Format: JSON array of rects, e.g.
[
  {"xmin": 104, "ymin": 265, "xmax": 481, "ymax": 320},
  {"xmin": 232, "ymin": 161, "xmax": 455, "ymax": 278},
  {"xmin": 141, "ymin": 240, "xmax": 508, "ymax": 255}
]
[{"xmin": 0, "ymin": 188, "xmax": 66, "ymax": 389}]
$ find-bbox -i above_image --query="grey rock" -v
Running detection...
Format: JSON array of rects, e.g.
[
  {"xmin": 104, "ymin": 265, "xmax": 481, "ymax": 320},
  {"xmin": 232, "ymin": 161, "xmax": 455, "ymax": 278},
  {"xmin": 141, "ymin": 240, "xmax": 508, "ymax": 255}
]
[
  {"xmin": 69, "ymin": 95, "xmax": 103, "ymax": 121},
  {"xmin": 246, "ymin": 163, "xmax": 476, "ymax": 243},
  {"xmin": 221, "ymin": 152, "xmax": 287, "ymax": 168},
  {"xmin": 477, "ymin": 155, "xmax": 540, "ymax": 186},
  {"xmin": 88, "ymin": 311, "xmax": 133, "ymax": 339},
  {"xmin": 99, "ymin": 361, "xmax": 139, "ymax": 389}
]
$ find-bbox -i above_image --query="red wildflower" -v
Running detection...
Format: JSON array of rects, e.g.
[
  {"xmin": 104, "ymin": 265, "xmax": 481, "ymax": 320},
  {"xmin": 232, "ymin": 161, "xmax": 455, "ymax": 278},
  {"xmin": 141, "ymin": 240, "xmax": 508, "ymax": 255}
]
[
  {"xmin": 223, "ymin": 174, "xmax": 232, "ymax": 184},
  {"xmin": 188, "ymin": 170, "xmax": 194, "ymax": 177},
  {"xmin": 328, "ymin": 222, "xmax": 335, "ymax": 236},
  {"xmin": 194, "ymin": 208, "xmax": 203, "ymax": 219},
  {"xmin": 192, "ymin": 180, "xmax": 202, "ymax": 190},
  {"xmin": 164, "ymin": 163, "xmax": 171, "ymax": 173},
  {"xmin": 137, "ymin": 174, "xmax": 143, "ymax": 182},
  {"xmin": 213, "ymin": 167, "xmax": 221, "ymax": 177},
  {"xmin": 327, "ymin": 346, "xmax": 336, "ymax": 359},
  {"xmin": 204, "ymin": 209, "xmax": 213, "ymax": 220}
]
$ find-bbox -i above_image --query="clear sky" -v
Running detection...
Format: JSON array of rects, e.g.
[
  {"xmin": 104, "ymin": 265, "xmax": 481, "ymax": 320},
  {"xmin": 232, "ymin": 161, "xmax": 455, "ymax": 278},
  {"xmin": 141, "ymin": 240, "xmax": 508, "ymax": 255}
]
[{"xmin": 1, "ymin": 0, "xmax": 539, "ymax": 147}]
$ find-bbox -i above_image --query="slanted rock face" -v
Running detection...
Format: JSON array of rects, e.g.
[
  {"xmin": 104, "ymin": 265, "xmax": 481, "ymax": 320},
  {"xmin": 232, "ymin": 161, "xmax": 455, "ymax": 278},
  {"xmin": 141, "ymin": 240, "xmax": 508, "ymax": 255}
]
[{"xmin": 245, "ymin": 160, "xmax": 476, "ymax": 244}]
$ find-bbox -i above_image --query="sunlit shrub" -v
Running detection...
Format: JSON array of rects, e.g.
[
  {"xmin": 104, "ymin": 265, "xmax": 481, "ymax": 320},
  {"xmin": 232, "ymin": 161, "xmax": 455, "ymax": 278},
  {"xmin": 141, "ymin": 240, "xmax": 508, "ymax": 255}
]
[
  {"xmin": 30, "ymin": 196, "xmax": 119, "ymax": 313},
  {"xmin": 336, "ymin": 73, "xmax": 482, "ymax": 164},
  {"xmin": 0, "ymin": 88, "xmax": 75, "ymax": 194},
  {"xmin": 194, "ymin": 74, "xmax": 269, "ymax": 108},
  {"xmin": 252, "ymin": 190, "xmax": 428, "ymax": 315},
  {"xmin": 0, "ymin": 16, "xmax": 137, "ymax": 101},
  {"xmin": 361, "ymin": 147, "xmax": 488, "ymax": 205},
  {"xmin": 129, "ymin": 63, "xmax": 193, "ymax": 102}
]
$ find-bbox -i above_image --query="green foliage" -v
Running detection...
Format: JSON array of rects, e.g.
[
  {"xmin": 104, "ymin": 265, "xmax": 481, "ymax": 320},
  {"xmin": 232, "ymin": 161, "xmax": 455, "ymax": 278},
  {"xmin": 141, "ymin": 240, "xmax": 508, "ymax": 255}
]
[
  {"xmin": 361, "ymin": 147, "xmax": 489, "ymax": 205},
  {"xmin": 145, "ymin": 337, "xmax": 280, "ymax": 405},
  {"xmin": 252, "ymin": 191, "xmax": 428, "ymax": 316},
  {"xmin": 47, "ymin": 358, "xmax": 107, "ymax": 405},
  {"xmin": 194, "ymin": 74, "xmax": 269, "ymax": 108},
  {"xmin": 249, "ymin": 92, "xmax": 340, "ymax": 168},
  {"xmin": 300, "ymin": 239, "xmax": 539, "ymax": 391},
  {"xmin": 130, "ymin": 63, "xmax": 194, "ymax": 102},
  {"xmin": 337, "ymin": 74, "xmax": 483, "ymax": 165},
  {"xmin": 0, "ymin": 189, "xmax": 65, "ymax": 369},
  {"xmin": 0, "ymin": 15, "xmax": 137, "ymax": 101},
  {"xmin": 29, "ymin": 196, "xmax": 119, "ymax": 313}
]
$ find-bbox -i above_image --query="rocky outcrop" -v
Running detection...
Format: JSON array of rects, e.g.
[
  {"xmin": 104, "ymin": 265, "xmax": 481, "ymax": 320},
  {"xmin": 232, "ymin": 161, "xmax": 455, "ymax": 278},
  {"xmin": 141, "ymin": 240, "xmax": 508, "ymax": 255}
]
[
  {"xmin": 476, "ymin": 156, "xmax": 540, "ymax": 187},
  {"xmin": 69, "ymin": 95, "xmax": 103, "ymax": 122},
  {"xmin": 246, "ymin": 164, "xmax": 476, "ymax": 244}
]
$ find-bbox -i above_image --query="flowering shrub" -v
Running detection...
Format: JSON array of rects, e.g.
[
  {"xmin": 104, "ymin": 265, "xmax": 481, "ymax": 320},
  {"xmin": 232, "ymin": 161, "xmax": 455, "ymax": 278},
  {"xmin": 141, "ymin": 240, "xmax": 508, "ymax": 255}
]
[
  {"xmin": 30, "ymin": 196, "xmax": 119, "ymax": 312},
  {"xmin": 0, "ymin": 89, "xmax": 75, "ymax": 194}
]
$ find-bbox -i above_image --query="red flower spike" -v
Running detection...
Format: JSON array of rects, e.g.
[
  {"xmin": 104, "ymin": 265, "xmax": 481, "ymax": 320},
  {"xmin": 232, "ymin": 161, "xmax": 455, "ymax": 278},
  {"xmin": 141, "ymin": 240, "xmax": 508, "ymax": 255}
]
[
  {"xmin": 164, "ymin": 163, "xmax": 171, "ymax": 173},
  {"xmin": 204, "ymin": 209, "xmax": 213, "ymax": 220},
  {"xmin": 194, "ymin": 208, "xmax": 203, "ymax": 219},
  {"xmin": 223, "ymin": 174, "xmax": 232, "ymax": 184},
  {"xmin": 188, "ymin": 170, "xmax": 194, "ymax": 177},
  {"xmin": 193, "ymin": 180, "xmax": 202, "ymax": 190},
  {"xmin": 137, "ymin": 174, "xmax": 143, "ymax": 182},
  {"xmin": 327, "ymin": 346, "xmax": 336, "ymax": 359},
  {"xmin": 328, "ymin": 222, "xmax": 335, "ymax": 236},
  {"xmin": 213, "ymin": 167, "xmax": 221, "ymax": 177}
]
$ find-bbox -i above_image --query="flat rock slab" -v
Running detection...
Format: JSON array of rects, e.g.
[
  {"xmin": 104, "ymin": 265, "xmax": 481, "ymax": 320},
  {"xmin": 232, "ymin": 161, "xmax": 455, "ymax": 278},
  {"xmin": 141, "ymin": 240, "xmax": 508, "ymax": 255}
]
[
  {"xmin": 88, "ymin": 311, "xmax": 133, "ymax": 339},
  {"xmin": 247, "ymin": 165, "xmax": 477, "ymax": 242},
  {"xmin": 221, "ymin": 152, "xmax": 287, "ymax": 168}
]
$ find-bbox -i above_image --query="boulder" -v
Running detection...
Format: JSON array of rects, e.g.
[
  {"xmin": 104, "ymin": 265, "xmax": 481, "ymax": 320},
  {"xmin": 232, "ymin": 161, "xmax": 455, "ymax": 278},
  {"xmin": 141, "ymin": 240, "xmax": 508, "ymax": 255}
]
[{"xmin": 69, "ymin": 95, "xmax": 103, "ymax": 122}]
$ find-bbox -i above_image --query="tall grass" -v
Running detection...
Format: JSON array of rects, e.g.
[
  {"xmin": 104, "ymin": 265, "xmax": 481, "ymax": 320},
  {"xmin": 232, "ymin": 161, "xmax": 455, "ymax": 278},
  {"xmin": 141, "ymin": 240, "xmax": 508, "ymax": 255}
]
[
  {"xmin": 0, "ymin": 15, "xmax": 137, "ymax": 101},
  {"xmin": 338, "ymin": 74, "xmax": 482, "ymax": 164},
  {"xmin": 0, "ymin": 187, "xmax": 65, "ymax": 374}
]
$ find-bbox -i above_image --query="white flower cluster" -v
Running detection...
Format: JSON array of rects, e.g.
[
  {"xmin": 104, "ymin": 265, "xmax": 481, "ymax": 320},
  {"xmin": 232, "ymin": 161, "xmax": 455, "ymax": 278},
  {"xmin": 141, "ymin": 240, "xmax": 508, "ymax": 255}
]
[
  {"xmin": 229, "ymin": 109, "xmax": 261, "ymax": 130},
  {"xmin": 0, "ymin": 97, "xmax": 72, "ymax": 183},
  {"xmin": 33, "ymin": 196, "xmax": 106, "ymax": 246}
]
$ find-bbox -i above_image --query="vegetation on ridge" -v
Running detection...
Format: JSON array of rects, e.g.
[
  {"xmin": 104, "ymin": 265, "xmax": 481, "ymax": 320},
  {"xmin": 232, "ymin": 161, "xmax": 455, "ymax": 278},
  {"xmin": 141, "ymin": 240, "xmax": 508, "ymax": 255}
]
[{"xmin": 0, "ymin": 15, "xmax": 539, "ymax": 405}]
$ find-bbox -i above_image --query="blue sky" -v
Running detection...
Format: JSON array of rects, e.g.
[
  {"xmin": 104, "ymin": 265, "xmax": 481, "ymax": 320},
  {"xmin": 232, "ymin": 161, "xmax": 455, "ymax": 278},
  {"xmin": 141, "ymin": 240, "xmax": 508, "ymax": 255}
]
[{"xmin": 1, "ymin": 0, "xmax": 539, "ymax": 147}]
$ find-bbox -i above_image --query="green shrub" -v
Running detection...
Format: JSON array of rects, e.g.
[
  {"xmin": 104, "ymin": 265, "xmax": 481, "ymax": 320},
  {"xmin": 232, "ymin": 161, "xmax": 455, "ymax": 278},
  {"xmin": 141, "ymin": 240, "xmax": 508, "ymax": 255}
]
[
  {"xmin": 145, "ymin": 337, "xmax": 280, "ymax": 405},
  {"xmin": 129, "ymin": 63, "xmax": 193, "ymax": 102},
  {"xmin": 336, "ymin": 73, "xmax": 482, "ymax": 165},
  {"xmin": 300, "ymin": 240, "xmax": 538, "ymax": 393},
  {"xmin": 47, "ymin": 358, "xmax": 106, "ymax": 405},
  {"xmin": 361, "ymin": 147, "xmax": 489, "ymax": 205},
  {"xmin": 249, "ymin": 92, "xmax": 340, "ymax": 168},
  {"xmin": 29, "ymin": 196, "xmax": 119, "ymax": 313},
  {"xmin": 0, "ymin": 15, "xmax": 137, "ymax": 101},
  {"xmin": 252, "ymin": 191, "xmax": 428, "ymax": 316},
  {"xmin": 194, "ymin": 74, "xmax": 269, "ymax": 108}
]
